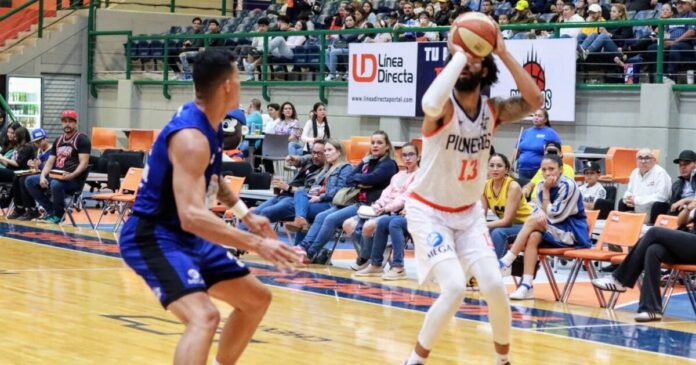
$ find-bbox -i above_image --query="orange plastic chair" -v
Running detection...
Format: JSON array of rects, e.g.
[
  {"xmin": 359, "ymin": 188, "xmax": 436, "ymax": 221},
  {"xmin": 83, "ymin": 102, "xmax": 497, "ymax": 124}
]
[
  {"xmin": 128, "ymin": 130, "xmax": 156, "ymax": 151},
  {"xmin": 212, "ymin": 176, "xmax": 246, "ymax": 215},
  {"xmin": 348, "ymin": 136, "xmax": 371, "ymax": 165},
  {"xmin": 562, "ymin": 211, "xmax": 646, "ymax": 307},
  {"xmin": 91, "ymin": 127, "xmax": 118, "ymax": 151},
  {"xmin": 601, "ymin": 147, "xmax": 638, "ymax": 184},
  {"xmin": 91, "ymin": 167, "xmax": 143, "ymax": 231},
  {"xmin": 662, "ymin": 263, "xmax": 696, "ymax": 315},
  {"xmin": 538, "ymin": 209, "xmax": 600, "ymax": 301}
]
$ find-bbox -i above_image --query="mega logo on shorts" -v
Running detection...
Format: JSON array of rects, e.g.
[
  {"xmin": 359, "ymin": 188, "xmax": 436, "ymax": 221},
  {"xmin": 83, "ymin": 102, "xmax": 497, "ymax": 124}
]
[{"xmin": 426, "ymin": 232, "xmax": 452, "ymax": 258}]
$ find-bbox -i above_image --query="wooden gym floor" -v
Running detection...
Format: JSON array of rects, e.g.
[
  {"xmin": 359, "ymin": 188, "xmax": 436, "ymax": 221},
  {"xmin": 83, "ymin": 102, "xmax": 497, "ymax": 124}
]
[{"xmin": 1, "ymin": 219, "xmax": 695, "ymax": 364}]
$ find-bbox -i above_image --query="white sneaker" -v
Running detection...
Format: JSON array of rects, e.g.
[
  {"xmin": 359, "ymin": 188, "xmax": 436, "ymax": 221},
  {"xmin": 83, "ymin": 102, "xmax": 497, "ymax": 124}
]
[
  {"xmin": 510, "ymin": 283, "xmax": 534, "ymax": 300},
  {"xmin": 634, "ymin": 311, "xmax": 662, "ymax": 322},
  {"xmin": 350, "ymin": 258, "xmax": 369, "ymax": 271},
  {"xmin": 353, "ymin": 265, "xmax": 384, "ymax": 277},
  {"xmin": 592, "ymin": 276, "xmax": 627, "ymax": 292},
  {"xmin": 382, "ymin": 267, "xmax": 406, "ymax": 280},
  {"xmin": 499, "ymin": 260, "xmax": 511, "ymax": 277},
  {"xmin": 324, "ymin": 74, "xmax": 335, "ymax": 81}
]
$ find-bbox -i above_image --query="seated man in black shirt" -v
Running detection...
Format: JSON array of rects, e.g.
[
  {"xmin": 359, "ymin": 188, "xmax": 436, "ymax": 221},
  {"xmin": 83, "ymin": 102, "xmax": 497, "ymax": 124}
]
[{"xmin": 25, "ymin": 110, "xmax": 91, "ymax": 224}]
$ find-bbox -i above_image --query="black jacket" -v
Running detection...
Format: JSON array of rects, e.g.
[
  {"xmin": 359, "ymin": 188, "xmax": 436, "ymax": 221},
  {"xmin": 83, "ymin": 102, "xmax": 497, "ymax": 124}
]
[
  {"xmin": 346, "ymin": 155, "xmax": 399, "ymax": 204},
  {"xmin": 670, "ymin": 173, "xmax": 696, "ymax": 204}
]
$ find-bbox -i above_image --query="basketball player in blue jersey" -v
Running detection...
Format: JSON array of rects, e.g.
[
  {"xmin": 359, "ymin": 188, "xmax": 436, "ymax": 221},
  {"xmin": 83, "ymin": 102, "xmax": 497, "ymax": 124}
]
[
  {"xmin": 403, "ymin": 26, "xmax": 543, "ymax": 365},
  {"xmin": 119, "ymin": 49, "xmax": 299, "ymax": 365}
]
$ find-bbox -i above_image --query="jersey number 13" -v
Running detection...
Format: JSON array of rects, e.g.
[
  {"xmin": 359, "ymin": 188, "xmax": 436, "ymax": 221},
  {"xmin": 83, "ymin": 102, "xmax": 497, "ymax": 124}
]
[{"xmin": 458, "ymin": 160, "xmax": 478, "ymax": 181}]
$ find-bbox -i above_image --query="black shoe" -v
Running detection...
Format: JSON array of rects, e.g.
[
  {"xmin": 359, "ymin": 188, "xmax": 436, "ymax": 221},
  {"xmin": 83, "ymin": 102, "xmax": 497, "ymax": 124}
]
[
  {"xmin": 601, "ymin": 264, "xmax": 618, "ymax": 273},
  {"xmin": 7, "ymin": 208, "xmax": 24, "ymax": 220},
  {"xmin": 18, "ymin": 209, "xmax": 39, "ymax": 221}
]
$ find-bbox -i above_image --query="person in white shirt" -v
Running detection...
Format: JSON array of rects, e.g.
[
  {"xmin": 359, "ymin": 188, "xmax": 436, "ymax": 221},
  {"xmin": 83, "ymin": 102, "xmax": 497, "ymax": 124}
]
[
  {"xmin": 559, "ymin": 2, "xmax": 585, "ymax": 38},
  {"xmin": 300, "ymin": 102, "xmax": 330, "ymax": 153},
  {"xmin": 621, "ymin": 148, "xmax": 672, "ymax": 222},
  {"xmin": 263, "ymin": 103, "xmax": 281, "ymax": 134},
  {"xmin": 578, "ymin": 160, "xmax": 606, "ymax": 210}
]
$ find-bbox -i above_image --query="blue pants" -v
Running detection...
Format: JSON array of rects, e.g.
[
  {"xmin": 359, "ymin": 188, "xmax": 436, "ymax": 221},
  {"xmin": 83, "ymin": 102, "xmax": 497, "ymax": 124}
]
[
  {"xmin": 300, "ymin": 204, "xmax": 359, "ymax": 257},
  {"xmin": 253, "ymin": 195, "xmax": 295, "ymax": 223},
  {"xmin": 490, "ymin": 224, "xmax": 524, "ymax": 258},
  {"xmin": 371, "ymin": 215, "xmax": 407, "ymax": 267},
  {"xmin": 517, "ymin": 168, "xmax": 537, "ymax": 181},
  {"xmin": 325, "ymin": 47, "xmax": 349, "ymax": 74},
  {"xmin": 581, "ymin": 32, "xmax": 620, "ymax": 53},
  {"xmin": 294, "ymin": 190, "xmax": 331, "ymax": 220},
  {"xmin": 24, "ymin": 175, "xmax": 84, "ymax": 217},
  {"xmin": 645, "ymin": 41, "xmax": 695, "ymax": 75}
]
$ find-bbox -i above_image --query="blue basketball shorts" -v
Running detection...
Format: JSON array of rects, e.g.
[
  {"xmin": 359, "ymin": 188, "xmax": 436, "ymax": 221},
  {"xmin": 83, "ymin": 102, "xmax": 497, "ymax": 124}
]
[{"xmin": 119, "ymin": 215, "xmax": 250, "ymax": 308}]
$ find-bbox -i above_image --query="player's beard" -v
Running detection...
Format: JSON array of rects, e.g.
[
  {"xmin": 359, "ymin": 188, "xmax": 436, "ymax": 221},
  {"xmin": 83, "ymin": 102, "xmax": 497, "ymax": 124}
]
[{"xmin": 454, "ymin": 70, "xmax": 483, "ymax": 92}]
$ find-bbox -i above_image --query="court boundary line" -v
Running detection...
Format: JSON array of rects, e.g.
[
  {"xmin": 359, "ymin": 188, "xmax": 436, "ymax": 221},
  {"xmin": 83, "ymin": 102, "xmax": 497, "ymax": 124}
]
[
  {"xmin": 3, "ymin": 224, "xmax": 696, "ymax": 362},
  {"xmin": 261, "ymin": 277, "xmax": 696, "ymax": 363}
]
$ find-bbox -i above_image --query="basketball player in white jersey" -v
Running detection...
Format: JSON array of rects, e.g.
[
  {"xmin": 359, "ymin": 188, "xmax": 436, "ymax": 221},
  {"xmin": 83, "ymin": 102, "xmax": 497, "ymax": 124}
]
[{"xmin": 403, "ymin": 27, "xmax": 543, "ymax": 365}]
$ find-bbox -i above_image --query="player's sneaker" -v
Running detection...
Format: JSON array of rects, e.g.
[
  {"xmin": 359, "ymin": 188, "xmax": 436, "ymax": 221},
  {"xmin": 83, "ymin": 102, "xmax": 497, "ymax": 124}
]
[
  {"xmin": 592, "ymin": 276, "xmax": 627, "ymax": 292},
  {"xmin": 499, "ymin": 259, "xmax": 511, "ymax": 277},
  {"xmin": 509, "ymin": 283, "xmax": 534, "ymax": 300}
]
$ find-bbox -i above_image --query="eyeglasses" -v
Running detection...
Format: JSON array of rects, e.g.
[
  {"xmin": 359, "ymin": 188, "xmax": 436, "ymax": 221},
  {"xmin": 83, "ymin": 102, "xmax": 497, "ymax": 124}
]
[
  {"xmin": 402, "ymin": 152, "xmax": 417, "ymax": 158},
  {"xmin": 311, "ymin": 151, "xmax": 324, "ymax": 155},
  {"xmin": 637, "ymin": 156, "xmax": 654, "ymax": 161}
]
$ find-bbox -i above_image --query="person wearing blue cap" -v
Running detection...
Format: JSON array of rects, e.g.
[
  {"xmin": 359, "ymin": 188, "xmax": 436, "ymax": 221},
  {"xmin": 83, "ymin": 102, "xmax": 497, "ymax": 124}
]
[
  {"xmin": 221, "ymin": 109, "xmax": 246, "ymax": 162},
  {"xmin": 8, "ymin": 128, "xmax": 53, "ymax": 220}
]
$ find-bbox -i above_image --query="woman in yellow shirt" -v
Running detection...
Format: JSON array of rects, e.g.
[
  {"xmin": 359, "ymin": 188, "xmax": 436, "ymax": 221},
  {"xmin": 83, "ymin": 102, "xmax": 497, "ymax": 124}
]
[{"xmin": 482, "ymin": 153, "xmax": 532, "ymax": 258}]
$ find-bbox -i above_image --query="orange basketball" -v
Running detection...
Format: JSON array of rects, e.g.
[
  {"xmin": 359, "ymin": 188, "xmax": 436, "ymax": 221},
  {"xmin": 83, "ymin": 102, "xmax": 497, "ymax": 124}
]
[{"xmin": 450, "ymin": 12, "xmax": 498, "ymax": 58}]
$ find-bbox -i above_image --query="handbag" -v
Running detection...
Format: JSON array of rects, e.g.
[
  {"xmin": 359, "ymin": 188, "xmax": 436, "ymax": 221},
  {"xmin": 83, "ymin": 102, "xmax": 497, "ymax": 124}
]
[
  {"xmin": 357, "ymin": 205, "xmax": 378, "ymax": 219},
  {"xmin": 332, "ymin": 186, "xmax": 360, "ymax": 207}
]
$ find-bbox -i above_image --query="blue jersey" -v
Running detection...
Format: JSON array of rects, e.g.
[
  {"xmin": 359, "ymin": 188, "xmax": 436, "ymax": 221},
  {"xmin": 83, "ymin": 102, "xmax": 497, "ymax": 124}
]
[{"xmin": 132, "ymin": 101, "xmax": 223, "ymax": 229}]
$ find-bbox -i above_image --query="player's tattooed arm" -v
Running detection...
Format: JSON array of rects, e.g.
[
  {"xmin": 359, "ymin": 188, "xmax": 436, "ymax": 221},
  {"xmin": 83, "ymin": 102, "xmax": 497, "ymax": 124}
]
[{"xmin": 490, "ymin": 96, "xmax": 535, "ymax": 124}]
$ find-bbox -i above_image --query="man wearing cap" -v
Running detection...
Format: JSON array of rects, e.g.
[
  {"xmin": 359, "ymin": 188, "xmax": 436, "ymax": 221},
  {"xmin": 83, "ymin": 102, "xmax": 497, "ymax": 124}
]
[
  {"xmin": 578, "ymin": 160, "xmax": 607, "ymax": 210},
  {"xmin": 656, "ymin": 150, "xmax": 696, "ymax": 218},
  {"xmin": 644, "ymin": 0, "xmax": 695, "ymax": 82},
  {"xmin": 620, "ymin": 148, "xmax": 672, "ymax": 223},
  {"xmin": 510, "ymin": 0, "xmax": 537, "ymax": 39},
  {"xmin": 8, "ymin": 128, "xmax": 51, "ymax": 221},
  {"xmin": 25, "ymin": 110, "xmax": 92, "ymax": 224}
]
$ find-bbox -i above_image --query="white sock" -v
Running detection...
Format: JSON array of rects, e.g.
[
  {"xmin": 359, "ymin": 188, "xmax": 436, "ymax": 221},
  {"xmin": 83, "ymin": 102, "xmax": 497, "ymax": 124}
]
[
  {"xmin": 211, "ymin": 359, "xmax": 221, "ymax": 365},
  {"xmin": 496, "ymin": 353, "xmax": 510, "ymax": 365},
  {"xmin": 501, "ymin": 251, "xmax": 517, "ymax": 267},
  {"xmin": 407, "ymin": 350, "xmax": 427, "ymax": 364},
  {"xmin": 522, "ymin": 274, "xmax": 534, "ymax": 287}
]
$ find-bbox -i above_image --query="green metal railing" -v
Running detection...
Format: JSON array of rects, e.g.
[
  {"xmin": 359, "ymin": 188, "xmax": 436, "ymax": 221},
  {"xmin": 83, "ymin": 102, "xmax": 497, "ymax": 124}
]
[
  {"xmin": 87, "ymin": 12, "xmax": 696, "ymax": 102},
  {"xmin": 0, "ymin": 94, "xmax": 17, "ymax": 123},
  {"xmin": 0, "ymin": 0, "xmax": 43, "ymax": 39}
]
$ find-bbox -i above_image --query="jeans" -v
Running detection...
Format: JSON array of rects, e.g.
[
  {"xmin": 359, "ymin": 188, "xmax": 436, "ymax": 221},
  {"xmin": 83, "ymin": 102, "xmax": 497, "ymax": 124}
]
[
  {"xmin": 24, "ymin": 175, "xmax": 84, "ymax": 217},
  {"xmin": 179, "ymin": 51, "xmax": 198, "ymax": 75},
  {"xmin": 300, "ymin": 204, "xmax": 359, "ymax": 257},
  {"xmin": 294, "ymin": 190, "xmax": 332, "ymax": 220},
  {"xmin": 288, "ymin": 141, "xmax": 304, "ymax": 156},
  {"xmin": 325, "ymin": 47, "xmax": 349, "ymax": 74},
  {"xmin": 490, "ymin": 224, "xmax": 524, "ymax": 258},
  {"xmin": 645, "ymin": 42, "xmax": 696, "ymax": 75},
  {"xmin": 253, "ymin": 195, "xmax": 295, "ymax": 223},
  {"xmin": 581, "ymin": 33, "xmax": 619, "ymax": 53},
  {"xmin": 371, "ymin": 215, "xmax": 407, "ymax": 267}
]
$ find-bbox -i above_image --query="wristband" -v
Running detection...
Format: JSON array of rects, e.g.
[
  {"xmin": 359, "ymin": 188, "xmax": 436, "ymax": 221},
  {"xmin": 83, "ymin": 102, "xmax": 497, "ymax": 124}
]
[{"xmin": 231, "ymin": 200, "xmax": 250, "ymax": 219}]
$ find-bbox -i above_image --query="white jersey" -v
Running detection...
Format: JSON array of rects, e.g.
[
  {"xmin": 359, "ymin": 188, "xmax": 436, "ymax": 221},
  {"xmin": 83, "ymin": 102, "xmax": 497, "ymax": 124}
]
[{"xmin": 409, "ymin": 93, "xmax": 496, "ymax": 212}]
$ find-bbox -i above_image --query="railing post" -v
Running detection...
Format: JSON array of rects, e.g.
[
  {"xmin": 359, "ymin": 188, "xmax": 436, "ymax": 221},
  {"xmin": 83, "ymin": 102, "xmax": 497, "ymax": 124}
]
[
  {"xmin": 170, "ymin": 0, "xmax": 175, "ymax": 13},
  {"xmin": 318, "ymin": 34, "xmax": 328, "ymax": 104},
  {"xmin": 221, "ymin": 0, "xmax": 226, "ymax": 16},
  {"xmin": 656, "ymin": 22, "xmax": 664, "ymax": 83},
  {"xmin": 261, "ymin": 35, "xmax": 270, "ymax": 102},
  {"xmin": 38, "ymin": 0, "xmax": 43, "ymax": 38},
  {"xmin": 126, "ymin": 35, "xmax": 132, "ymax": 80}
]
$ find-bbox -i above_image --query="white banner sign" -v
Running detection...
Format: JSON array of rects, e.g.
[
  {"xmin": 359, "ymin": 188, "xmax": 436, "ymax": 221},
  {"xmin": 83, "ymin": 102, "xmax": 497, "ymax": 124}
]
[
  {"xmin": 490, "ymin": 38, "xmax": 577, "ymax": 122},
  {"xmin": 347, "ymin": 42, "xmax": 419, "ymax": 117}
]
